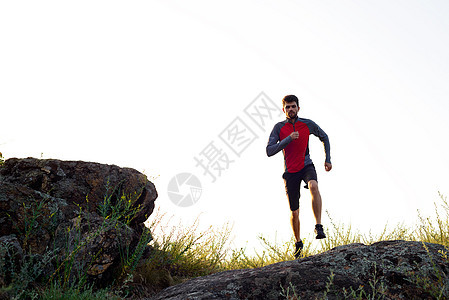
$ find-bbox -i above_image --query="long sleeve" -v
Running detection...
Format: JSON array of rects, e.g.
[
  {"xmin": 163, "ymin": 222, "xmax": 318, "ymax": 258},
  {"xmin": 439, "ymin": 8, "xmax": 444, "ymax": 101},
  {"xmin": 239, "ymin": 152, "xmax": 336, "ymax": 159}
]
[
  {"xmin": 266, "ymin": 123, "xmax": 292, "ymax": 157},
  {"xmin": 308, "ymin": 121, "xmax": 331, "ymax": 164}
]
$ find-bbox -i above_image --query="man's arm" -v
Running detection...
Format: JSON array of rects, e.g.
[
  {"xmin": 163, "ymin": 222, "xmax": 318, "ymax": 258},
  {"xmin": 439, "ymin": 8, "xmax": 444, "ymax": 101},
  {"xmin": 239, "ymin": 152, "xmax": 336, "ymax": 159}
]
[
  {"xmin": 266, "ymin": 123, "xmax": 292, "ymax": 157},
  {"xmin": 308, "ymin": 120, "xmax": 331, "ymax": 165}
]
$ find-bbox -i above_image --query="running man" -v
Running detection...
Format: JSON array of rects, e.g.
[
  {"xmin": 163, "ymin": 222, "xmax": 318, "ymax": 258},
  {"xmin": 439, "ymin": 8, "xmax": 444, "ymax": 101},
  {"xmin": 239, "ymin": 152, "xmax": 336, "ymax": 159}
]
[{"xmin": 266, "ymin": 95, "xmax": 332, "ymax": 259}]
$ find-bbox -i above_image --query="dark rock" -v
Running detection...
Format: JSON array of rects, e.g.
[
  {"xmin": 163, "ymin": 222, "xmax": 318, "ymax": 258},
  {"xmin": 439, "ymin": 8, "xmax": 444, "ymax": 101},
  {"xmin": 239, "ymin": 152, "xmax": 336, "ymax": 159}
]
[
  {"xmin": 0, "ymin": 157, "xmax": 157, "ymax": 287},
  {"xmin": 150, "ymin": 240, "xmax": 449, "ymax": 300},
  {"xmin": 0, "ymin": 157, "xmax": 157, "ymax": 226}
]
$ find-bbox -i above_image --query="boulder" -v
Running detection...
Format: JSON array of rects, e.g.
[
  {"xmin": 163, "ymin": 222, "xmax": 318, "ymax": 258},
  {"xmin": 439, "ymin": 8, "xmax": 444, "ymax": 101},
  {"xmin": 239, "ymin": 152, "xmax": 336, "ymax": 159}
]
[
  {"xmin": 0, "ymin": 157, "xmax": 157, "ymax": 288},
  {"xmin": 150, "ymin": 240, "xmax": 449, "ymax": 300},
  {"xmin": 0, "ymin": 157, "xmax": 157, "ymax": 227}
]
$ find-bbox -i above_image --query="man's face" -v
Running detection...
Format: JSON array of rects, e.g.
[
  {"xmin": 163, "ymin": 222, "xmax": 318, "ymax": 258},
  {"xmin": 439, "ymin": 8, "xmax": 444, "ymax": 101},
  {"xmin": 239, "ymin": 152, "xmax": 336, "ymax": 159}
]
[{"xmin": 283, "ymin": 101, "xmax": 299, "ymax": 120}]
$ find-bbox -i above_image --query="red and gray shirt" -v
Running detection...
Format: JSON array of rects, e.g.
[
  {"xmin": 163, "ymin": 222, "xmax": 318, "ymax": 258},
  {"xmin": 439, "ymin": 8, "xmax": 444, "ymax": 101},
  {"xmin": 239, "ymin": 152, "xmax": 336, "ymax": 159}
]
[{"xmin": 266, "ymin": 117, "xmax": 331, "ymax": 173}]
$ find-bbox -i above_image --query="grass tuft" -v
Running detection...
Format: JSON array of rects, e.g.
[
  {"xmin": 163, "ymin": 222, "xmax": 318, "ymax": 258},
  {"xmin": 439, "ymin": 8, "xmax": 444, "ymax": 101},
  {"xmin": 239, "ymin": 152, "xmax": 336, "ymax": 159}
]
[{"xmin": 145, "ymin": 209, "xmax": 233, "ymax": 280}]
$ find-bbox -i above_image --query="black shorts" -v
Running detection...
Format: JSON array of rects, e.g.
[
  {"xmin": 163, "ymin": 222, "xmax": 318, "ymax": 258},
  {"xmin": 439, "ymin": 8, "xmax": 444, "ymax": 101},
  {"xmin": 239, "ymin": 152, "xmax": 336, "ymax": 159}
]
[{"xmin": 282, "ymin": 164, "xmax": 318, "ymax": 211}]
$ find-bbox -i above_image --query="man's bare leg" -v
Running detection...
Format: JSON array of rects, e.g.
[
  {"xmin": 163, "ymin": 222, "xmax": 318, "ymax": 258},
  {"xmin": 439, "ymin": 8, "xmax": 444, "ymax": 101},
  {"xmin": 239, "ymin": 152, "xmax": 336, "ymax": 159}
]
[
  {"xmin": 291, "ymin": 209, "xmax": 303, "ymax": 258},
  {"xmin": 308, "ymin": 180, "xmax": 326, "ymax": 239},
  {"xmin": 308, "ymin": 180, "xmax": 322, "ymax": 224},
  {"xmin": 291, "ymin": 209, "xmax": 301, "ymax": 242}
]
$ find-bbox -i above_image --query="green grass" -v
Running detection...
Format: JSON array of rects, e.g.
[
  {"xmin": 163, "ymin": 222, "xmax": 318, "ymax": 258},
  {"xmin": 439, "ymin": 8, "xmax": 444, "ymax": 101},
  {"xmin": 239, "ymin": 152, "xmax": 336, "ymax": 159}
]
[
  {"xmin": 145, "ymin": 210, "xmax": 233, "ymax": 278},
  {"xmin": 39, "ymin": 284, "xmax": 123, "ymax": 300}
]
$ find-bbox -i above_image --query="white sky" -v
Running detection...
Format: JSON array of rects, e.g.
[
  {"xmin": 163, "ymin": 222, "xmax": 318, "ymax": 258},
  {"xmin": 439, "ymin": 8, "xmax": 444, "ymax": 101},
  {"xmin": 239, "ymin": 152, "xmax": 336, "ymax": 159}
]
[{"xmin": 1, "ymin": 1, "xmax": 449, "ymax": 251}]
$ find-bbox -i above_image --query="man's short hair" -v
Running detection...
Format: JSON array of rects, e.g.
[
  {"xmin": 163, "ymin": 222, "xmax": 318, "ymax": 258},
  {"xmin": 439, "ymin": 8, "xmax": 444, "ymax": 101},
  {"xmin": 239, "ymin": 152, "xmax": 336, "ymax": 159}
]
[{"xmin": 282, "ymin": 95, "xmax": 299, "ymax": 107}]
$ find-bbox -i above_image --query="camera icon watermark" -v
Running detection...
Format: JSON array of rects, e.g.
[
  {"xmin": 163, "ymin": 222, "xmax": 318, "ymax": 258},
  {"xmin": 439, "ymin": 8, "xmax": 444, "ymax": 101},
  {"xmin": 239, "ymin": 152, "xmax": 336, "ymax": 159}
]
[{"xmin": 167, "ymin": 173, "xmax": 202, "ymax": 207}]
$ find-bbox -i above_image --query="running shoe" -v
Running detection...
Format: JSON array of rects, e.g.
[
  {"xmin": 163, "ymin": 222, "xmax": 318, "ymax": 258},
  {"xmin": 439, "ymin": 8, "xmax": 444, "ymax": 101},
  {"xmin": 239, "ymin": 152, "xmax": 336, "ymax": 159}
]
[
  {"xmin": 294, "ymin": 240, "xmax": 303, "ymax": 259},
  {"xmin": 315, "ymin": 224, "xmax": 326, "ymax": 239}
]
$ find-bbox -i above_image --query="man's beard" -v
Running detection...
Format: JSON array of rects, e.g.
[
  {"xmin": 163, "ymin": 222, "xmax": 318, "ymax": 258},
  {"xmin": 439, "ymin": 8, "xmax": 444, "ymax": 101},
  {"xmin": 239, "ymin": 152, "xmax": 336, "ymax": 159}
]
[{"xmin": 287, "ymin": 111, "xmax": 297, "ymax": 119}]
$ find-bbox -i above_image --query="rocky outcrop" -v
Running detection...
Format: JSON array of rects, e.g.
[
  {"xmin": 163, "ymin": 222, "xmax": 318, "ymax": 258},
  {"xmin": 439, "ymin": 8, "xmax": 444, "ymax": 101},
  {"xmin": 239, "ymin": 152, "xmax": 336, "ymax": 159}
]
[
  {"xmin": 0, "ymin": 157, "xmax": 156, "ymax": 226},
  {"xmin": 0, "ymin": 158, "xmax": 157, "ymax": 289},
  {"xmin": 150, "ymin": 240, "xmax": 448, "ymax": 300}
]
